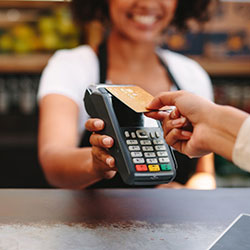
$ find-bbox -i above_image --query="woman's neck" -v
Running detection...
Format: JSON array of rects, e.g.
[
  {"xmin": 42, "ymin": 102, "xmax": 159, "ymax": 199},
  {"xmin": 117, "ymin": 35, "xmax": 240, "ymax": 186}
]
[{"xmin": 107, "ymin": 31, "xmax": 159, "ymax": 71}]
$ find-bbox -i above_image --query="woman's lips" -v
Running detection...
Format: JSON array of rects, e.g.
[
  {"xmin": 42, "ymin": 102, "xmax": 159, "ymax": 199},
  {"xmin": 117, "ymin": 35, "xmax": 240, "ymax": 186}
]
[{"xmin": 132, "ymin": 14, "xmax": 158, "ymax": 25}]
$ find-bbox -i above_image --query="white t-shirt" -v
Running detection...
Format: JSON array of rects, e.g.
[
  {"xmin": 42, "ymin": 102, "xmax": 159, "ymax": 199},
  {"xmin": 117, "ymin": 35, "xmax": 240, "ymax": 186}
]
[
  {"xmin": 232, "ymin": 116, "xmax": 250, "ymax": 172},
  {"xmin": 38, "ymin": 45, "xmax": 214, "ymax": 138}
]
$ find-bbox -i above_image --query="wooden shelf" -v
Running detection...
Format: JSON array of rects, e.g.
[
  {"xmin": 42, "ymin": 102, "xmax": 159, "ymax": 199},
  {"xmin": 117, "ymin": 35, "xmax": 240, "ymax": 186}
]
[
  {"xmin": 0, "ymin": 54, "xmax": 52, "ymax": 73},
  {"xmin": 0, "ymin": 1, "xmax": 69, "ymax": 9},
  {"xmin": 0, "ymin": 0, "xmax": 70, "ymax": 27},
  {"xmin": 0, "ymin": 11, "xmax": 38, "ymax": 28},
  {"xmin": 0, "ymin": 54, "xmax": 249, "ymax": 75},
  {"xmin": 190, "ymin": 56, "xmax": 250, "ymax": 77}
]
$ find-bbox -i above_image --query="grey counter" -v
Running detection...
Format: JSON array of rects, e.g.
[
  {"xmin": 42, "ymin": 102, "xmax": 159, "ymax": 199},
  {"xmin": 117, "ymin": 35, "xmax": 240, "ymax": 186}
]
[{"xmin": 0, "ymin": 188, "xmax": 250, "ymax": 250}]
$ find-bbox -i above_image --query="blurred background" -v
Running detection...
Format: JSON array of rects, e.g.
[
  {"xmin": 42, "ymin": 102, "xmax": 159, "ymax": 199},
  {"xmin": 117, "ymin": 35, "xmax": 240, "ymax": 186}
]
[{"xmin": 0, "ymin": 0, "xmax": 249, "ymax": 188}]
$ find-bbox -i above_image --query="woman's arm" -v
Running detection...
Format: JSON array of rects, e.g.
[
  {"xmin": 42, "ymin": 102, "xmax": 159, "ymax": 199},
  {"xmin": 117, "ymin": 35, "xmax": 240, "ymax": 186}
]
[{"xmin": 38, "ymin": 94, "xmax": 116, "ymax": 189}]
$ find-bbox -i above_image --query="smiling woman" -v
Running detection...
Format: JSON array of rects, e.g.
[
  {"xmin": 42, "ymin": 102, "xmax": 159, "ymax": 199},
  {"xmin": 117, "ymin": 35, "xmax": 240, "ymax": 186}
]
[
  {"xmin": 37, "ymin": 0, "xmax": 215, "ymax": 190},
  {"xmin": 71, "ymin": 0, "xmax": 211, "ymax": 30}
]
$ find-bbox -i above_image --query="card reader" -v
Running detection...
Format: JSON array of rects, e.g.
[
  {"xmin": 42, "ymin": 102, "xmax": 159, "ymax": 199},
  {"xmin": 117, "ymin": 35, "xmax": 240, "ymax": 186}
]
[{"xmin": 84, "ymin": 84, "xmax": 177, "ymax": 185}]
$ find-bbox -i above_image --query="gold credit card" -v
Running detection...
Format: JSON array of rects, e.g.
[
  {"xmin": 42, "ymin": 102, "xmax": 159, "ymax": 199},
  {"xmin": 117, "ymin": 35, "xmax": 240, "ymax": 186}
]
[{"xmin": 105, "ymin": 85, "xmax": 154, "ymax": 113}]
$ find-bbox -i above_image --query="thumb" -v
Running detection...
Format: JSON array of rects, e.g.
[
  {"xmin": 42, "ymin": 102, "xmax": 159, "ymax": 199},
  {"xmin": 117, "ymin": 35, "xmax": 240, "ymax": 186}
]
[{"xmin": 147, "ymin": 91, "xmax": 182, "ymax": 110}]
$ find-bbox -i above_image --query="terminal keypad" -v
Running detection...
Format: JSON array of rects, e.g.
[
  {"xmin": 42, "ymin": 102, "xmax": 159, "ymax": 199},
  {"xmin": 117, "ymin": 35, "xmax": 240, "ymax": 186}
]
[{"xmin": 124, "ymin": 129, "xmax": 172, "ymax": 173}]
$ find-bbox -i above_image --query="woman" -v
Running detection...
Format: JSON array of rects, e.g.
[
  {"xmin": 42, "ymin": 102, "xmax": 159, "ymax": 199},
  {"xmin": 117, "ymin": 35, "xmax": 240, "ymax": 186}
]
[{"xmin": 38, "ymin": 0, "xmax": 216, "ymax": 189}]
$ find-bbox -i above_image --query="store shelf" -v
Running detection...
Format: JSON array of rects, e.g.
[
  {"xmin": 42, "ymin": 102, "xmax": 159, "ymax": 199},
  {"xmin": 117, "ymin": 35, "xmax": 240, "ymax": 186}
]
[
  {"xmin": 0, "ymin": 1, "xmax": 69, "ymax": 9},
  {"xmin": 0, "ymin": 53, "xmax": 249, "ymax": 75},
  {"xmin": 190, "ymin": 57, "xmax": 250, "ymax": 76},
  {"xmin": 0, "ymin": 54, "xmax": 51, "ymax": 73}
]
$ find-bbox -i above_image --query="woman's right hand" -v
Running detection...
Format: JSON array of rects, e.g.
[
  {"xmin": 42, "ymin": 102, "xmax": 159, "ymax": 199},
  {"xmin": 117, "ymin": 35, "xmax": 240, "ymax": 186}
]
[{"xmin": 85, "ymin": 118, "xmax": 117, "ymax": 180}]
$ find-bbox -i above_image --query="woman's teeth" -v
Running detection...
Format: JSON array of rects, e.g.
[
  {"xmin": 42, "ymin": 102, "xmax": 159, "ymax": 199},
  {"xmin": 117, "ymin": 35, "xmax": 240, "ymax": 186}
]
[{"xmin": 133, "ymin": 15, "xmax": 157, "ymax": 25}]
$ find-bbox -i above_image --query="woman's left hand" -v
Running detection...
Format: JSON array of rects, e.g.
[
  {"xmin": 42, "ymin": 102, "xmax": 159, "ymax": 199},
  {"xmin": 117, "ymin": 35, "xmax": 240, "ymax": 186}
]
[{"xmin": 85, "ymin": 118, "xmax": 117, "ymax": 180}]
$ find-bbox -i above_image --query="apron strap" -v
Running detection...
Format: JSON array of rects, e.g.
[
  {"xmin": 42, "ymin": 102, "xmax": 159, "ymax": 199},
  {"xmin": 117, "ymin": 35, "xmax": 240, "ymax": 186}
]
[{"xmin": 97, "ymin": 40, "xmax": 108, "ymax": 83}]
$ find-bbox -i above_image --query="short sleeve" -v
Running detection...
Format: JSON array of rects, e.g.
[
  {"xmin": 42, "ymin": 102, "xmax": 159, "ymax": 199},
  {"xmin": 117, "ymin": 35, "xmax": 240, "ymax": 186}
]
[
  {"xmin": 38, "ymin": 46, "xmax": 99, "ymax": 107},
  {"xmin": 37, "ymin": 46, "xmax": 99, "ymax": 136}
]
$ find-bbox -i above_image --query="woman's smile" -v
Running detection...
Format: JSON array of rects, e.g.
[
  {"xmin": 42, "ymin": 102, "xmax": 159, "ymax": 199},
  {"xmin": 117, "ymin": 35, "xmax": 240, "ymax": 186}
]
[
  {"xmin": 132, "ymin": 14, "xmax": 158, "ymax": 26},
  {"xmin": 109, "ymin": 0, "xmax": 177, "ymax": 43}
]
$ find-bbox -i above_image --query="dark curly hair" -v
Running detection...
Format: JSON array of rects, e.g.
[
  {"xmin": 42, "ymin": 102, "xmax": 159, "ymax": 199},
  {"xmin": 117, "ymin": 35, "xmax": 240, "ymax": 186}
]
[{"xmin": 71, "ymin": 0, "xmax": 212, "ymax": 30}]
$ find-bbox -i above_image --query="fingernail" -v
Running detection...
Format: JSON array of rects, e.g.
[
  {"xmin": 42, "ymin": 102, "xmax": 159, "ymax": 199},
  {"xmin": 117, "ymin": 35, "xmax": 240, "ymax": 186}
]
[
  {"xmin": 146, "ymin": 101, "xmax": 153, "ymax": 109},
  {"xmin": 172, "ymin": 117, "xmax": 185, "ymax": 126},
  {"xmin": 94, "ymin": 120, "xmax": 103, "ymax": 129},
  {"xmin": 106, "ymin": 157, "xmax": 114, "ymax": 167},
  {"xmin": 181, "ymin": 130, "xmax": 192, "ymax": 137},
  {"xmin": 171, "ymin": 110, "xmax": 178, "ymax": 119},
  {"xmin": 103, "ymin": 137, "xmax": 112, "ymax": 146}
]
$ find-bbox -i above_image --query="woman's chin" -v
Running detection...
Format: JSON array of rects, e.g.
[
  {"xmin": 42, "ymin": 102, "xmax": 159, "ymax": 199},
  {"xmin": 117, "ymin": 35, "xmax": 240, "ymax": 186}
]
[{"xmin": 123, "ymin": 32, "xmax": 160, "ymax": 44}]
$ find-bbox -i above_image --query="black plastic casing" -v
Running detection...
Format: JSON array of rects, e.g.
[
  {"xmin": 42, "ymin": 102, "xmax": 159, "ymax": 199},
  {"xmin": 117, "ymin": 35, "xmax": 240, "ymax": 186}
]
[{"xmin": 84, "ymin": 84, "xmax": 177, "ymax": 185}]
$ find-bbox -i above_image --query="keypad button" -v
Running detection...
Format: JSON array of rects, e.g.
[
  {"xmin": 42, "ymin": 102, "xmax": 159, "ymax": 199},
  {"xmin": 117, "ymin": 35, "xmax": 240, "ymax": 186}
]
[
  {"xmin": 131, "ymin": 132, "xmax": 136, "ymax": 138},
  {"xmin": 133, "ymin": 158, "xmax": 145, "ymax": 164},
  {"xmin": 160, "ymin": 164, "xmax": 172, "ymax": 171},
  {"xmin": 136, "ymin": 130, "xmax": 148, "ymax": 138},
  {"xmin": 153, "ymin": 139, "xmax": 164, "ymax": 145},
  {"xmin": 150, "ymin": 132, "xmax": 155, "ymax": 138},
  {"xmin": 140, "ymin": 140, "xmax": 152, "ymax": 145},
  {"xmin": 128, "ymin": 146, "xmax": 140, "ymax": 151},
  {"xmin": 155, "ymin": 132, "xmax": 160, "ymax": 138},
  {"xmin": 131, "ymin": 152, "xmax": 143, "ymax": 157},
  {"xmin": 144, "ymin": 152, "xmax": 156, "ymax": 158},
  {"xmin": 157, "ymin": 151, "xmax": 168, "ymax": 157},
  {"xmin": 155, "ymin": 145, "xmax": 166, "ymax": 151},
  {"xmin": 124, "ymin": 131, "xmax": 130, "ymax": 138},
  {"xmin": 142, "ymin": 146, "xmax": 154, "ymax": 151},
  {"xmin": 135, "ymin": 165, "xmax": 148, "ymax": 172},
  {"xmin": 146, "ymin": 158, "xmax": 158, "ymax": 164},
  {"xmin": 159, "ymin": 157, "xmax": 169, "ymax": 163},
  {"xmin": 126, "ymin": 140, "xmax": 138, "ymax": 145},
  {"xmin": 148, "ymin": 165, "xmax": 160, "ymax": 172}
]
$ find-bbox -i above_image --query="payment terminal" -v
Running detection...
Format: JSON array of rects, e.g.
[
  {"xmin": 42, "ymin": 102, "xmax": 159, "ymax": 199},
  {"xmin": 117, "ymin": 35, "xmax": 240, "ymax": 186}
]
[{"xmin": 84, "ymin": 84, "xmax": 177, "ymax": 185}]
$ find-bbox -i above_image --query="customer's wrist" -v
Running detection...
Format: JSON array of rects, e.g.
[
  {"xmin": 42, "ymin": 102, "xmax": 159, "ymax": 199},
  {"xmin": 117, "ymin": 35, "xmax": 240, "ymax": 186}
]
[
  {"xmin": 217, "ymin": 105, "xmax": 248, "ymax": 138},
  {"xmin": 206, "ymin": 104, "xmax": 248, "ymax": 161}
]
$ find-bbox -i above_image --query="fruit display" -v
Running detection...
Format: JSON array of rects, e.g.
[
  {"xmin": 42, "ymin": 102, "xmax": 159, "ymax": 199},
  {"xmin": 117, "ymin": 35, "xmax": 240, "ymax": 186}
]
[{"xmin": 0, "ymin": 6, "xmax": 80, "ymax": 54}]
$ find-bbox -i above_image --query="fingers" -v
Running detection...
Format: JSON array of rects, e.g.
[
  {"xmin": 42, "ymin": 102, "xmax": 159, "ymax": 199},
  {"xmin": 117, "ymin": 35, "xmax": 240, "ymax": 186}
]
[
  {"xmin": 145, "ymin": 107, "xmax": 181, "ymax": 123},
  {"xmin": 103, "ymin": 170, "xmax": 117, "ymax": 180},
  {"xmin": 145, "ymin": 110, "xmax": 169, "ymax": 121},
  {"xmin": 86, "ymin": 118, "xmax": 117, "ymax": 179},
  {"xmin": 85, "ymin": 118, "xmax": 105, "ymax": 132},
  {"xmin": 162, "ymin": 116, "xmax": 187, "ymax": 135},
  {"xmin": 92, "ymin": 146, "xmax": 115, "ymax": 168},
  {"xmin": 89, "ymin": 133, "xmax": 114, "ymax": 149},
  {"xmin": 90, "ymin": 133, "xmax": 116, "ymax": 178},
  {"xmin": 91, "ymin": 146, "xmax": 117, "ymax": 180},
  {"xmin": 147, "ymin": 91, "xmax": 184, "ymax": 110},
  {"xmin": 164, "ymin": 128, "xmax": 192, "ymax": 147},
  {"xmin": 170, "ymin": 108, "xmax": 180, "ymax": 119}
]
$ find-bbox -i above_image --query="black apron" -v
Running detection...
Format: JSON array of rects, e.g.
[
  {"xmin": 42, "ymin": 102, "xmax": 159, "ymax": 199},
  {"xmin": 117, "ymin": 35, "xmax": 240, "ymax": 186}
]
[{"xmin": 82, "ymin": 41, "xmax": 198, "ymax": 188}]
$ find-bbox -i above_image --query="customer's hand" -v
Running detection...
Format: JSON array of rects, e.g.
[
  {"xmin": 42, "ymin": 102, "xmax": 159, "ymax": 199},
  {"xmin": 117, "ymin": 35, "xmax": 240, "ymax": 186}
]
[
  {"xmin": 85, "ymin": 118, "xmax": 117, "ymax": 179},
  {"xmin": 146, "ymin": 90, "xmax": 216, "ymax": 158}
]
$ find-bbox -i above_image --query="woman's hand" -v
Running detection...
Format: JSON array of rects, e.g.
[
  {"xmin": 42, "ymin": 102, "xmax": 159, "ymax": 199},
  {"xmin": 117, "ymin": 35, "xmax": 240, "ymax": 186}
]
[{"xmin": 85, "ymin": 118, "xmax": 117, "ymax": 180}]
